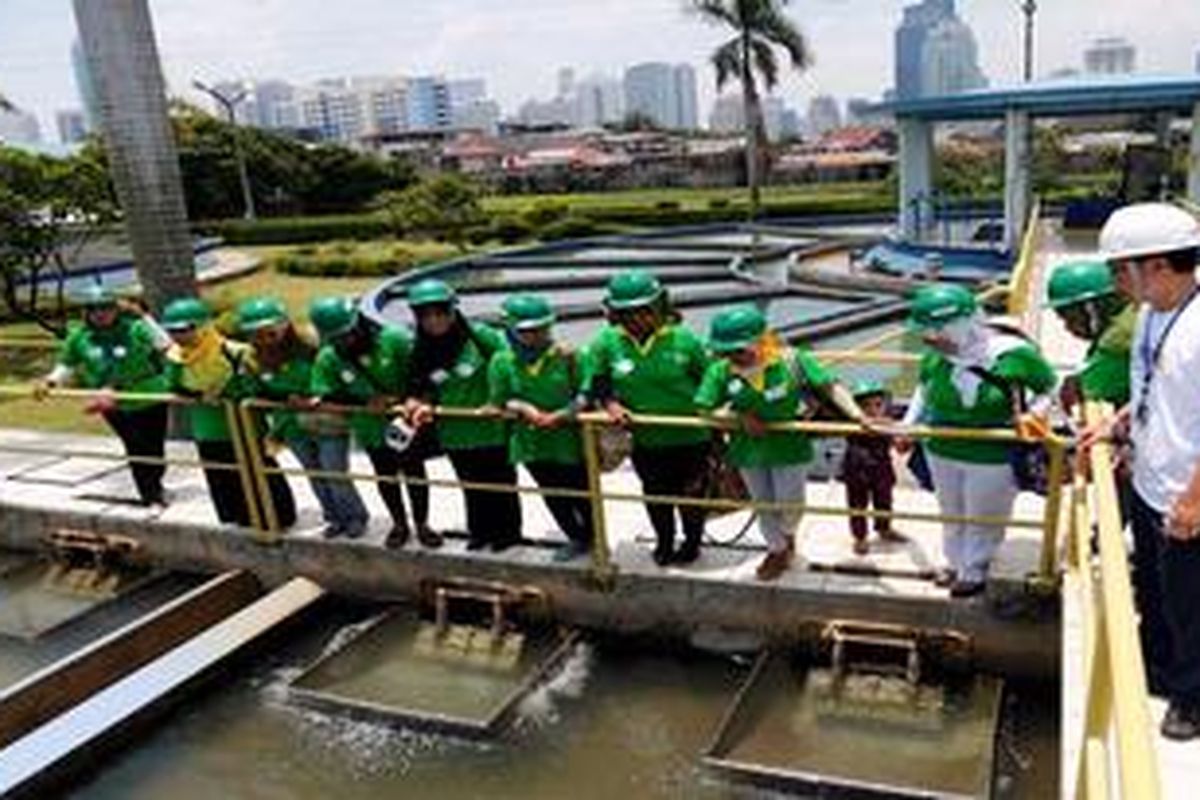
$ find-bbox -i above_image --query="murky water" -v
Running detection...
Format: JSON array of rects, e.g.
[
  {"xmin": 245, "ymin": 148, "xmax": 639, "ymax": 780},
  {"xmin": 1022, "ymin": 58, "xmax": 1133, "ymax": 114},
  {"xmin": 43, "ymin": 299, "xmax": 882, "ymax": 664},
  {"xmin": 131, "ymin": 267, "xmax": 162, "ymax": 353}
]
[{"xmin": 0, "ymin": 586, "xmax": 1060, "ymax": 799}]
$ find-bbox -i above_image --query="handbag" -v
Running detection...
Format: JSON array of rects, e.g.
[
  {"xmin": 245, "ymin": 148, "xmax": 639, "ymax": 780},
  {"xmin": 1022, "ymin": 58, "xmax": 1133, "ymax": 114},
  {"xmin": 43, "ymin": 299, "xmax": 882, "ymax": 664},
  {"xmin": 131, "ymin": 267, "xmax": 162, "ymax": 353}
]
[
  {"xmin": 966, "ymin": 366, "xmax": 1064, "ymax": 496},
  {"xmin": 687, "ymin": 438, "xmax": 750, "ymax": 518}
]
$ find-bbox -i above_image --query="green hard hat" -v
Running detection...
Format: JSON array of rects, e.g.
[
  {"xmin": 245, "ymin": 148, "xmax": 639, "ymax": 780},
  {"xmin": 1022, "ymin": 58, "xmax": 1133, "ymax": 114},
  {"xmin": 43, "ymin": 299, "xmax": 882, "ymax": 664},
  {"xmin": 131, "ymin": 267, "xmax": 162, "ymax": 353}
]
[
  {"xmin": 852, "ymin": 379, "xmax": 888, "ymax": 399},
  {"xmin": 909, "ymin": 283, "xmax": 977, "ymax": 330},
  {"xmin": 308, "ymin": 296, "xmax": 359, "ymax": 339},
  {"xmin": 407, "ymin": 278, "xmax": 457, "ymax": 308},
  {"xmin": 604, "ymin": 269, "xmax": 663, "ymax": 310},
  {"xmin": 161, "ymin": 297, "xmax": 212, "ymax": 332},
  {"xmin": 236, "ymin": 297, "xmax": 288, "ymax": 333},
  {"xmin": 503, "ymin": 293, "xmax": 555, "ymax": 330},
  {"xmin": 709, "ymin": 304, "xmax": 768, "ymax": 353},
  {"xmin": 1046, "ymin": 260, "xmax": 1115, "ymax": 309},
  {"xmin": 75, "ymin": 284, "xmax": 117, "ymax": 308}
]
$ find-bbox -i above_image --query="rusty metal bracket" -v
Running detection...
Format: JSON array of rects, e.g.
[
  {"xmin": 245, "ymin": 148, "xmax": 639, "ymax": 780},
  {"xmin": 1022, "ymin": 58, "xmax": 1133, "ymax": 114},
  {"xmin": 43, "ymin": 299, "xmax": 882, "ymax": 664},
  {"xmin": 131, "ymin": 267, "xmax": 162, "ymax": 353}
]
[{"xmin": 41, "ymin": 529, "xmax": 142, "ymax": 599}]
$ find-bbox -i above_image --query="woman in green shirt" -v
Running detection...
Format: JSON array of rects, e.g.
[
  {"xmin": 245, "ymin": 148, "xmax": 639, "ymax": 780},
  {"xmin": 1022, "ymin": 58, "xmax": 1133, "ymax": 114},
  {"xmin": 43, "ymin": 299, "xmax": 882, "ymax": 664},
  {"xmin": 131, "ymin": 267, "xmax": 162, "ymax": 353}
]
[
  {"xmin": 586, "ymin": 269, "xmax": 711, "ymax": 567},
  {"xmin": 488, "ymin": 293, "xmax": 592, "ymax": 562},
  {"xmin": 696, "ymin": 305, "xmax": 869, "ymax": 581},
  {"xmin": 237, "ymin": 297, "xmax": 367, "ymax": 540},
  {"xmin": 899, "ymin": 284, "xmax": 1057, "ymax": 598},
  {"xmin": 36, "ymin": 285, "xmax": 171, "ymax": 507},
  {"xmin": 161, "ymin": 298, "xmax": 295, "ymax": 528},
  {"xmin": 309, "ymin": 296, "xmax": 442, "ymax": 549},
  {"xmin": 1046, "ymin": 259, "xmax": 1132, "ymax": 408},
  {"xmin": 404, "ymin": 279, "xmax": 521, "ymax": 552}
]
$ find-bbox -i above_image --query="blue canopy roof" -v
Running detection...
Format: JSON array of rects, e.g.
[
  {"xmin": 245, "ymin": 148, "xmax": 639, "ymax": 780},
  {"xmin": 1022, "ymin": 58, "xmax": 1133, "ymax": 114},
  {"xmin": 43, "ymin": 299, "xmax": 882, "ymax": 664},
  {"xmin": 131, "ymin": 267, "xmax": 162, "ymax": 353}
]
[{"xmin": 873, "ymin": 75, "xmax": 1200, "ymax": 121}]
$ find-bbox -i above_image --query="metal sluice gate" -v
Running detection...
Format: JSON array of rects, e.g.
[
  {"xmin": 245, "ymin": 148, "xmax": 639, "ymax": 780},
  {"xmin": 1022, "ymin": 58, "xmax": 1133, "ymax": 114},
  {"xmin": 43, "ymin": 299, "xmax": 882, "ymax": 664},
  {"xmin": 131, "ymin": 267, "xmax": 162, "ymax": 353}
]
[
  {"xmin": 287, "ymin": 577, "xmax": 581, "ymax": 738},
  {"xmin": 0, "ymin": 532, "xmax": 161, "ymax": 640},
  {"xmin": 703, "ymin": 621, "xmax": 1004, "ymax": 799}
]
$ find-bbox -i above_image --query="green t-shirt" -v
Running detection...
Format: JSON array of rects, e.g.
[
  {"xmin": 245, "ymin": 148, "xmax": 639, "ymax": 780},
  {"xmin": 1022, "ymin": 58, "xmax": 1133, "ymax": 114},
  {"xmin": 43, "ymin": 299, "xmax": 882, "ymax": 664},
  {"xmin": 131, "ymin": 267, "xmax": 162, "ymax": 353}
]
[
  {"xmin": 415, "ymin": 323, "xmax": 509, "ymax": 451},
  {"xmin": 488, "ymin": 345, "xmax": 584, "ymax": 465},
  {"xmin": 695, "ymin": 349, "xmax": 834, "ymax": 468},
  {"xmin": 253, "ymin": 351, "xmax": 319, "ymax": 442},
  {"xmin": 585, "ymin": 323, "xmax": 711, "ymax": 449},
  {"xmin": 58, "ymin": 316, "xmax": 167, "ymax": 411},
  {"xmin": 920, "ymin": 341, "xmax": 1056, "ymax": 464},
  {"xmin": 1079, "ymin": 304, "xmax": 1134, "ymax": 406},
  {"xmin": 310, "ymin": 325, "xmax": 411, "ymax": 449},
  {"xmin": 165, "ymin": 339, "xmax": 257, "ymax": 442}
]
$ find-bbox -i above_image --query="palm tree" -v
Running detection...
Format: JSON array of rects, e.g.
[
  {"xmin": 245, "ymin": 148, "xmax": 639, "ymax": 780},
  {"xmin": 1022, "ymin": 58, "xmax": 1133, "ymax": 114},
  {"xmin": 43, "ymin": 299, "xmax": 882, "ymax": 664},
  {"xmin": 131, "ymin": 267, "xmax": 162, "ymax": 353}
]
[{"xmin": 692, "ymin": 0, "xmax": 811, "ymax": 219}]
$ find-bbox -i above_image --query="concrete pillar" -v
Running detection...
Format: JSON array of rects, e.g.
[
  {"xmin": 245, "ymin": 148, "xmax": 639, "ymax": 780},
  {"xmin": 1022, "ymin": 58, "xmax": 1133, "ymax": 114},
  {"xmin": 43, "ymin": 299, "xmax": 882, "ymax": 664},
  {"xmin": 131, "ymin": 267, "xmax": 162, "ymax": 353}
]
[
  {"xmin": 1003, "ymin": 108, "xmax": 1032, "ymax": 252},
  {"xmin": 898, "ymin": 116, "xmax": 933, "ymax": 242},
  {"xmin": 1189, "ymin": 102, "xmax": 1200, "ymax": 206},
  {"xmin": 73, "ymin": 0, "xmax": 195, "ymax": 313}
]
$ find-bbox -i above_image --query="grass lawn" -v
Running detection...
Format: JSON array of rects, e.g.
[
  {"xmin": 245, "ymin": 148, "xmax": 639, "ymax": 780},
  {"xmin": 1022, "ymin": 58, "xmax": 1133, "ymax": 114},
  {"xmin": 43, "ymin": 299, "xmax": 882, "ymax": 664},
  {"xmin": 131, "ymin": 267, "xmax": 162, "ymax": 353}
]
[
  {"xmin": 481, "ymin": 182, "xmax": 887, "ymax": 215},
  {"xmin": 0, "ymin": 260, "xmax": 405, "ymax": 433}
]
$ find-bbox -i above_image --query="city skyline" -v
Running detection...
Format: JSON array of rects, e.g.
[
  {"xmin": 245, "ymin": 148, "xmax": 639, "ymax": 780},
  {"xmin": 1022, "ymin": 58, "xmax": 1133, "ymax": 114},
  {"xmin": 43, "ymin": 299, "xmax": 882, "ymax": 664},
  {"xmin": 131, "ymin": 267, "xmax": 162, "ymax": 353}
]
[{"xmin": 3, "ymin": 0, "xmax": 1200, "ymax": 143}]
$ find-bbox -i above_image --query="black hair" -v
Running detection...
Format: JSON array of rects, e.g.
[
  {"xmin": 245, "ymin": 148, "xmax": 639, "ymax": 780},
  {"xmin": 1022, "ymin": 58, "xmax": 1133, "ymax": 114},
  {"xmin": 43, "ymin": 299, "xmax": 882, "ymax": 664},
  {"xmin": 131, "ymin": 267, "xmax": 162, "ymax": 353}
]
[{"xmin": 1163, "ymin": 247, "xmax": 1199, "ymax": 274}]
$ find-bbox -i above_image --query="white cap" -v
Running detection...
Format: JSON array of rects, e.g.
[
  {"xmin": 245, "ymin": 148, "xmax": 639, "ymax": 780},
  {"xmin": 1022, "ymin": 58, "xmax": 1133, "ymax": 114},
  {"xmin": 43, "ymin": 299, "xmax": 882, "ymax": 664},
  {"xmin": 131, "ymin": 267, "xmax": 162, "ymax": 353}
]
[{"xmin": 1099, "ymin": 203, "xmax": 1200, "ymax": 263}]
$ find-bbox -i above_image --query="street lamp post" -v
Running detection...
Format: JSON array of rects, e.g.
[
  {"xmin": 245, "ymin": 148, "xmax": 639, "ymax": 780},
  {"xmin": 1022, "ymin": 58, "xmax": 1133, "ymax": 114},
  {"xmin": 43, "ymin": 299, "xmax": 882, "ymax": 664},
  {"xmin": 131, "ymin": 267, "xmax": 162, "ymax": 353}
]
[
  {"xmin": 1021, "ymin": 0, "xmax": 1037, "ymax": 83},
  {"xmin": 192, "ymin": 80, "xmax": 257, "ymax": 220}
]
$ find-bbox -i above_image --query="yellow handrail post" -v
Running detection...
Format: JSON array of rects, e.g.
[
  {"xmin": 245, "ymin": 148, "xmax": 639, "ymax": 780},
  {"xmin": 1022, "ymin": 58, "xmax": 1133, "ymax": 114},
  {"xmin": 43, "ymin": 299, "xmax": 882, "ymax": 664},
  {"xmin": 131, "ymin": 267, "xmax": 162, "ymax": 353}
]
[
  {"xmin": 1038, "ymin": 434, "xmax": 1068, "ymax": 584},
  {"xmin": 222, "ymin": 400, "xmax": 265, "ymax": 536},
  {"xmin": 238, "ymin": 400, "xmax": 282, "ymax": 544},
  {"xmin": 580, "ymin": 418, "xmax": 616, "ymax": 588},
  {"xmin": 1085, "ymin": 401, "xmax": 1162, "ymax": 800}
]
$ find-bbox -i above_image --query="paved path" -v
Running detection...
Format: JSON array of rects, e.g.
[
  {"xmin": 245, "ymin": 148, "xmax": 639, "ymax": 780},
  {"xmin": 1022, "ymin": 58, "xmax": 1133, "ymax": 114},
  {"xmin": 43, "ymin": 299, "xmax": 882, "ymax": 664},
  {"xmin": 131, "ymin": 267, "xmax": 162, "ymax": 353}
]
[{"xmin": 0, "ymin": 425, "xmax": 1046, "ymax": 599}]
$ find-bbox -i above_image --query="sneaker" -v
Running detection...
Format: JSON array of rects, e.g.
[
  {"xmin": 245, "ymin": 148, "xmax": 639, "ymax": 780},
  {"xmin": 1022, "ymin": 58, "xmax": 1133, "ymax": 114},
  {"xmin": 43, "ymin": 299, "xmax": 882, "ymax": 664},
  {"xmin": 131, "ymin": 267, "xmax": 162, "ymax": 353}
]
[
  {"xmin": 466, "ymin": 538, "xmax": 489, "ymax": 552},
  {"xmin": 652, "ymin": 545, "xmax": 674, "ymax": 567},
  {"xmin": 877, "ymin": 529, "xmax": 909, "ymax": 544},
  {"xmin": 933, "ymin": 568, "xmax": 956, "ymax": 588},
  {"xmin": 756, "ymin": 551, "xmax": 789, "ymax": 581},
  {"xmin": 490, "ymin": 535, "xmax": 521, "ymax": 554},
  {"xmin": 1161, "ymin": 704, "xmax": 1200, "ymax": 741},
  {"xmin": 416, "ymin": 524, "xmax": 444, "ymax": 549},
  {"xmin": 341, "ymin": 525, "xmax": 366, "ymax": 540},
  {"xmin": 949, "ymin": 580, "xmax": 985, "ymax": 599},
  {"xmin": 852, "ymin": 537, "xmax": 870, "ymax": 556},
  {"xmin": 673, "ymin": 541, "xmax": 701, "ymax": 565},
  {"xmin": 320, "ymin": 524, "xmax": 344, "ymax": 540},
  {"xmin": 384, "ymin": 523, "xmax": 411, "ymax": 549}
]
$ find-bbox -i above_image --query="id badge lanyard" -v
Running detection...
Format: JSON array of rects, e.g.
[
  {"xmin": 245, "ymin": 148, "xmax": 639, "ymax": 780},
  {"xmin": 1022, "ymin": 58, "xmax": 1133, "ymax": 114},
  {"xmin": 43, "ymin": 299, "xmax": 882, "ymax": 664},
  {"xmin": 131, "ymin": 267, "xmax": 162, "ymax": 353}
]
[{"xmin": 1135, "ymin": 288, "xmax": 1199, "ymax": 426}]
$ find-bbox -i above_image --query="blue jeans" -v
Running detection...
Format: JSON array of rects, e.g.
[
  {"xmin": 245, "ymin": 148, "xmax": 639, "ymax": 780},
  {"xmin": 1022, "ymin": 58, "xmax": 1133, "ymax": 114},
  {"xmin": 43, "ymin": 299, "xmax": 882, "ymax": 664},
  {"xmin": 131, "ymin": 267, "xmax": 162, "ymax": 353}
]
[{"xmin": 288, "ymin": 435, "xmax": 368, "ymax": 532}]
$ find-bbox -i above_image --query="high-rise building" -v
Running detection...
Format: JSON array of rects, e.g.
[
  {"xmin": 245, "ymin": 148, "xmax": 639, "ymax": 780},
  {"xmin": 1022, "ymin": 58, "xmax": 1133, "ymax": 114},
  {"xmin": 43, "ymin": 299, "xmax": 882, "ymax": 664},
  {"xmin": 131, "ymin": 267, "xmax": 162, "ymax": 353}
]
[
  {"xmin": 807, "ymin": 95, "xmax": 842, "ymax": 136},
  {"xmin": 0, "ymin": 107, "xmax": 43, "ymax": 143},
  {"xmin": 557, "ymin": 68, "xmax": 576, "ymax": 99},
  {"xmin": 709, "ymin": 92, "xmax": 797, "ymax": 141},
  {"xmin": 55, "ymin": 109, "xmax": 89, "ymax": 144},
  {"xmin": 894, "ymin": 0, "xmax": 953, "ymax": 100},
  {"xmin": 921, "ymin": 16, "xmax": 988, "ymax": 96},
  {"xmin": 573, "ymin": 74, "xmax": 624, "ymax": 128},
  {"xmin": 1084, "ymin": 37, "xmax": 1136, "ymax": 75},
  {"xmin": 893, "ymin": 0, "xmax": 985, "ymax": 99},
  {"xmin": 1195, "ymin": 49, "xmax": 1200, "ymax": 73},
  {"xmin": 673, "ymin": 64, "xmax": 698, "ymax": 130},
  {"xmin": 623, "ymin": 62, "xmax": 699, "ymax": 129}
]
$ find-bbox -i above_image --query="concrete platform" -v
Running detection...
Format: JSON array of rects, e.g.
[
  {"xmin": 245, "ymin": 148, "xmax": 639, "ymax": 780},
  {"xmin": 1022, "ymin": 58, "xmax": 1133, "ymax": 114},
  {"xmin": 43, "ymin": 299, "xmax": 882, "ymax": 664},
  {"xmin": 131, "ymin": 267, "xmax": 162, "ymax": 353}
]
[{"xmin": 0, "ymin": 426, "xmax": 1057, "ymax": 679}]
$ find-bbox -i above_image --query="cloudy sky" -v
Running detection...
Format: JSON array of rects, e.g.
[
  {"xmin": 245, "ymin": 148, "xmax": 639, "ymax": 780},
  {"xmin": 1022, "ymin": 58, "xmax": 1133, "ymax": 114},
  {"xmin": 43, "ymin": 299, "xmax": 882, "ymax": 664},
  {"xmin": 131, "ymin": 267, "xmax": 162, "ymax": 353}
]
[{"xmin": 2, "ymin": 0, "xmax": 1199, "ymax": 140}]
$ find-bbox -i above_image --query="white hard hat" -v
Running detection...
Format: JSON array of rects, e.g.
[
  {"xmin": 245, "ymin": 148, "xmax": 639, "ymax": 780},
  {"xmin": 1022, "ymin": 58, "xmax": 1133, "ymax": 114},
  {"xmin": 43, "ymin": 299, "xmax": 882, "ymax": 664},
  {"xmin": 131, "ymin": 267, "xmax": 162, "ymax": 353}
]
[{"xmin": 1099, "ymin": 203, "xmax": 1200, "ymax": 263}]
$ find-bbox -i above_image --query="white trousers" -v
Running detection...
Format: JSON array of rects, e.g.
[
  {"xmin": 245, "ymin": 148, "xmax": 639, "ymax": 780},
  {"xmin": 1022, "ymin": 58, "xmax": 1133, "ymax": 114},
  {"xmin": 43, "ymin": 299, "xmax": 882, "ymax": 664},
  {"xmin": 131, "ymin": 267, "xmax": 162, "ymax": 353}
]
[
  {"xmin": 927, "ymin": 454, "xmax": 1017, "ymax": 584},
  {"xmin": 739, "ymin": 465, "xmax": 807, "ymax": 553}
]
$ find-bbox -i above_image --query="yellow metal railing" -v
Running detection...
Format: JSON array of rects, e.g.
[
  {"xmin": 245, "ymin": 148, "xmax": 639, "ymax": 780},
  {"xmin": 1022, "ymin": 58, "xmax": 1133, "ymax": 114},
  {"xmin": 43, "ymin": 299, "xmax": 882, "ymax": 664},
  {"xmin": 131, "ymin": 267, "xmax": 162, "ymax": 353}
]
[
  {"xmin": 1006, "ymin": 197, "xmax": 1044, "ymax": 318},
  {"xmin": 0, "ymin": 380, "xmax": 1068, "ymax": 592},
  {"xmin": 1067, "ymin": 402, "xmax": 1161, "ymax": 800}
]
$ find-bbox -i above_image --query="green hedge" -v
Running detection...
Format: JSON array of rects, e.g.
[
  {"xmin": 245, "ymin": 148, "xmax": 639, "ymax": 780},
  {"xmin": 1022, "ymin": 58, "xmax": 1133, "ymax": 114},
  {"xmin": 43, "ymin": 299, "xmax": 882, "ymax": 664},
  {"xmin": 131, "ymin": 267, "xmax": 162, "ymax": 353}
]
[
  {"xmin": 200, "ymin": 215, "xmax": 393, "ymax": 245},
  {"xmin": 269, "ymin": 243, "xmax": 424, "ymax": 278},
  {"xmin": 199, "ymin": 192, "xmax": 897, "ymax": 246}
]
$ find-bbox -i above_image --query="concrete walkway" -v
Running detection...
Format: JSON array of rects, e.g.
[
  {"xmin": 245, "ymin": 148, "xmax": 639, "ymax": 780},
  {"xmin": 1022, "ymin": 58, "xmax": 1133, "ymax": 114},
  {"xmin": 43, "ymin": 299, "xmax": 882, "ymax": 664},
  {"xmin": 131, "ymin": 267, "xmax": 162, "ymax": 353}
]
[{"xmin": 0, "ymin": 425, "xmax": 1047, "ymax": 598}]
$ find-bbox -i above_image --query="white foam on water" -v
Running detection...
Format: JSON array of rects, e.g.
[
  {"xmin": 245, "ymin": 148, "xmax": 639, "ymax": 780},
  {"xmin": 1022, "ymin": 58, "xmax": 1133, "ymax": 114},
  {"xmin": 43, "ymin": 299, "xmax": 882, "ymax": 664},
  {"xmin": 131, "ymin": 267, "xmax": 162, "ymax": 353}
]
[{"xmin": 512, "ymin": 641, "xmax": 594, "ymax": 730}]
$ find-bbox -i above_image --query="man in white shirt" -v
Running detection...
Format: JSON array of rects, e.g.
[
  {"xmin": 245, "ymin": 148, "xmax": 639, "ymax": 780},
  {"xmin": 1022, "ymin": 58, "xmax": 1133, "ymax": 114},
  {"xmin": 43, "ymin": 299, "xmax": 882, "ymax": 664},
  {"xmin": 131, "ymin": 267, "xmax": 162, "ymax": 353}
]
[{"xmin": 1095, "ymin": 202, "xmax": 1200, "ymax": 740}]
